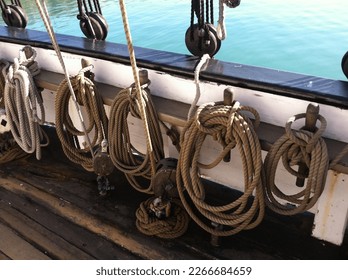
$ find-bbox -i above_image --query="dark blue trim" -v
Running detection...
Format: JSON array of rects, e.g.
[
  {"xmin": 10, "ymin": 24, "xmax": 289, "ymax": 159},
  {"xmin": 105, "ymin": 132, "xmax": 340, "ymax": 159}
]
[{"xmin": 1, "ymin": 26, "xmax": 348, "ymax": 108}]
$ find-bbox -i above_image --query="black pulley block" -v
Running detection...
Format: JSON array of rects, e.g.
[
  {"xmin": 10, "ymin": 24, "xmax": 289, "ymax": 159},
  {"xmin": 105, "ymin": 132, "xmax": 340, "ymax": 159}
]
[
  {"xmin": 185, "ymin": 23, "xmax": 221, "ymax": 57},
  {"xmin": 79, "ymin": 12, "xmax": 108, "ymax": 40},
  {"xmin": 1, "ymin": 4, "xmax": 28, "ymax": 28}
]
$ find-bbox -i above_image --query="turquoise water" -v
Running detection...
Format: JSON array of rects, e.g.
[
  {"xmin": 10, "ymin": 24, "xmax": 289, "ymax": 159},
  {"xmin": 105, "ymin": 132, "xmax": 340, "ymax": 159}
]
[{"xmin": 4, "ymin": 0, "xmax": 348, "ymax": 80}]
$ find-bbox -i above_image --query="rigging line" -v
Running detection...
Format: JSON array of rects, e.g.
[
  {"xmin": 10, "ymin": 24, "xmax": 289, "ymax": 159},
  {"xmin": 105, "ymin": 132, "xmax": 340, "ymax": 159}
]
[
  {"xmin": 93, "ymin": 0, "xmax": 101, "ymax": 14},
  {"xmin": 187, "ymin": 53, "xmax": 210, "ymax": 121},
  {"xmin": 34, "ymin": 0, "xmax": 95, "ymax": 158},
  {"xmin": 118, "ymin": 0, "xmax": 156, "ymax": 178}
]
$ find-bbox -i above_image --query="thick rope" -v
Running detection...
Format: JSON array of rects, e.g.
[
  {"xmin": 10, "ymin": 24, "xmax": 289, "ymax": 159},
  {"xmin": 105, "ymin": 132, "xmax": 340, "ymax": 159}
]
[
  {"xmin": 187, "ymin": 53, "xmax": 210, "ymax": 121},
  {"xmin": 34, "ymin": 0, "xmax": 94, "ymax": 158},
  {"xmin": 118, "ymin": 0, "xmax": 157, "ymax": 183},
  {"xmin": 177, "ymin": 101, "xmax": 265, "ymax": 236},
  {"xmin": 135, "ymin": 197, "xmax": 189, "ymax": 239},
  {"xmin": 55, "ymin": 66, "xmax": 108, "ymax": 172},
  {"xmin": 3, "ymin": 46, "xmax": 49, "ymax": 160},
  {"xmin": 264, "ymin": 113, "xmax": 329, "ymax": 215},
  {"xmin": 108, "ymin": 86, "xmax": 164, "ymax": 193}
]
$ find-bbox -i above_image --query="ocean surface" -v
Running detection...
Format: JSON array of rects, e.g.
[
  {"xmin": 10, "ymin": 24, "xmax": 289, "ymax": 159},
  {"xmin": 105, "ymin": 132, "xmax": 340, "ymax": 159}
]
[{"xmin": 4, "ymin": 0, "xmax": 348, "ymax": 80}]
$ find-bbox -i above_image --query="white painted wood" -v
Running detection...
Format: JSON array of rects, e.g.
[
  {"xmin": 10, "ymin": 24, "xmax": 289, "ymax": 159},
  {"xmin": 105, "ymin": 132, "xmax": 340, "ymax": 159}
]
[{"xmin": 312, "ymin": 171, "xmax": 348, "ymax": 245}]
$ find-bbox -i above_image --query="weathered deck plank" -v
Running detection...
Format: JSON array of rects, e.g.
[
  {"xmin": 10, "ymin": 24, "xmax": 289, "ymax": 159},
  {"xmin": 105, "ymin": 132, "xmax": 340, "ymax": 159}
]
[{"xmin": 0, "ymin": 223, "xmax": 51, "ymax": 260}]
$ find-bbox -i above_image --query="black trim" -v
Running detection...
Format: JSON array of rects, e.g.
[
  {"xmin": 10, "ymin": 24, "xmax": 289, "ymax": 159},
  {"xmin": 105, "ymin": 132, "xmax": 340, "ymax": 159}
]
[{"xmin": 1, "ymin": 26, "xmax": 348, "ymax": 108}]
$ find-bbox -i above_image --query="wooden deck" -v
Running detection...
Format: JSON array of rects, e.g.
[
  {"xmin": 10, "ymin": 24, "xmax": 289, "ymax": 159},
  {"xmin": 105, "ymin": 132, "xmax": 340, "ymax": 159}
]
[{"xmin": 0, "ymin": 127, "xmax": 347, "ymax": 260}]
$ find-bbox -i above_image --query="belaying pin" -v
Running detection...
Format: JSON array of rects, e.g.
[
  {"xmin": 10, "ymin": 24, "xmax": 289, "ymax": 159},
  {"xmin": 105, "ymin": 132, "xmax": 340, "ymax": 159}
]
[
  {"xmin": 296, "ymin": 103, "xmax": 319, "ymax": 187},
  {"xmin": 223, "ymin": 87, "xmax": 234, "ymax": 162}
]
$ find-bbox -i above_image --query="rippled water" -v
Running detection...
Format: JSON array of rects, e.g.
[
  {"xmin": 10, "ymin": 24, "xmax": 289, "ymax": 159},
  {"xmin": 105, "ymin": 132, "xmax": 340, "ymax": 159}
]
[{"xmin": 4, "ymin": 0, "xmax": 348, "ymax": 80}]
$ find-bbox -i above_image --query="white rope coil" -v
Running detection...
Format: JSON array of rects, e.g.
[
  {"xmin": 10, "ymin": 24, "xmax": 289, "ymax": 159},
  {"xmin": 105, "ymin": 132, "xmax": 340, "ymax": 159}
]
[{"xmin": 4, "ymin": 46, "xmax": 49, "ymax": 160}]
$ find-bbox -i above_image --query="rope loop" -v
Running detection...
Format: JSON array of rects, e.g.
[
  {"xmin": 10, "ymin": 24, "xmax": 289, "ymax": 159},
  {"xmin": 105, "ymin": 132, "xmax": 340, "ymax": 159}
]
[
  {"xmin": 285, "ymin": 112, "xmax": 327, "ymax": 154},
  {"xmin": 177, "ymin": 99, "xmax": 265, "ymax": 236},
  {"xmin": 264, "ymin": 111, "xmax": 329, "ymax": 215}
]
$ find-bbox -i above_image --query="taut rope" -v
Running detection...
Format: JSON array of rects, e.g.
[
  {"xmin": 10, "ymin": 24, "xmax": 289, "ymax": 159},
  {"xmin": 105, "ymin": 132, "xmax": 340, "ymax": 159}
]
[
  {"xmin": 108, "ymin": 0, "xmax": 164, "ymax": 193},
  {"xmin": 34, "ymin": 0, "xmax": 94, "ymax": 158}
]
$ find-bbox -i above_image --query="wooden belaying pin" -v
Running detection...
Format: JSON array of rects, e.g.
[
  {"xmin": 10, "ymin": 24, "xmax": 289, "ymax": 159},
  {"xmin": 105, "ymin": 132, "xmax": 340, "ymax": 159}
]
[
  {"xmin": 139, "ymin": 69, "xmax": 149, "ymax": 86},
  {"xmin": 223, "ymin": 87, "xmax": 234, "ymax": 162},
  {"xmin": 296, "ymin": 103, "xmax": 319, "ymax": 187}
]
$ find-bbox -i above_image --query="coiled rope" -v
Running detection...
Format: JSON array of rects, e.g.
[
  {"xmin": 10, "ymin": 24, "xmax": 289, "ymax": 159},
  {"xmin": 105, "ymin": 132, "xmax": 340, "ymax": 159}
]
[
  {"xmin": 55, "ymin": 65, "xmax": 108, "ymax": 172},
  {"xmin": 3, "ymin": 46, "xmax": 49, "ymax": 160},
  {"xmin": 108, "ymin": 0, "xmax": 164, "ymax": 193},
  {"xmin": 135, "ymin": 197, "xmax": 189, "ymax": 239},
  {"xmin": 34, "ymin": 0, "xmax": 95, "ymax": 160},
  {"xmin": 177, "ymin": 100, "xmax": 265, "ymax": 236},
  {"xmin": 108, "ymin": 84, "xmax": 164, "ymax": 193},
  {"xmin": 264, "ymin": 112, "xmax": 329, "ymax": 215}
]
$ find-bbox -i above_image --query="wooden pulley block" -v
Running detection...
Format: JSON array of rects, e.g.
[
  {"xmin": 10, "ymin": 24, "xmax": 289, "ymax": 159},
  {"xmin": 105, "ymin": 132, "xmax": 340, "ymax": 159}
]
[
  {"xmin": 152, "ymin": 158, "xmax": 178, "ymax": 199},
  {"xmin": 79, "ymin": 12, "xmax": 108, "ymax": 40},
  {"xmin": 185, "ymin": 23, "xmax": 221, "ymax": 57},
  {"xmin": 93, "ymin": 140, "xmax": 114, "ymax": 176},
  {"xmin": 1, "ymin": 4, "xmax": 28, "ymax": 28}
]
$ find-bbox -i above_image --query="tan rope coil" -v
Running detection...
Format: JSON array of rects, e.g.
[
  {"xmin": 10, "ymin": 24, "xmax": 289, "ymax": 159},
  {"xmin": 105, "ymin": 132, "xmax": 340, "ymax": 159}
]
[
  {"xmin": 135, "ymin": 197, "xmax": 189, "ymax": 239},
  {"xmin": 118, "ymin": 0, "xmax": 158, "ymax": 182},
  {"xmin": 3, "ymin": 46, "xmax": 49, "ymax": 160},
  {"xmin": 264, "ymin": 112, "xmax": 329, "ymax": 215},
  {"xmin": 108, "ymin": 85, "xmax": 164, "ymax": 193},
  {"xmin": 176, "ymin": 101, "xmax": 265, "ymax": 236},
  {"xmin": 55, "ymin": 66, "xmax": 108, "ymax": 172}
]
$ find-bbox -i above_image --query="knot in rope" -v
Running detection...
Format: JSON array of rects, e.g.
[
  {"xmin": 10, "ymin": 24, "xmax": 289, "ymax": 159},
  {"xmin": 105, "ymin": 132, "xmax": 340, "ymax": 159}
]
[
  {"xmin": 177, "ymin": 101, "xmax": 265, "ymax": 236},
  {"xmin": 3, "ymin": 46, "xmax": 48, "ymax": 160},
  {"xmin": 135, "ymin": 197, "xmax": 189, "ymax": 239},
  {"xmin": 264, "ymin": 112, "xmax": 329, "ymax": 215}
]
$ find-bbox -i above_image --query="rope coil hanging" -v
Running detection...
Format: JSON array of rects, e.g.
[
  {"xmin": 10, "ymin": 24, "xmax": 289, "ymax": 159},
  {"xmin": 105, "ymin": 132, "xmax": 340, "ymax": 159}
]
[
  {"xmin": 177, "ymin": 95, "xmax": 265, "ymax": 236},
  {"xmin": 108, "ymin": 81, "xmax": 164, "ymax": 193},
  {"xmin": 264, "ymin": 105, "xmax": 329, "ymax": 215},
  {"xmin": 35, "ymin": 0, "xmax": 97, "ymax": 169},
  {"xmin": 3, "ymin": 46, "xmax": 49, "ymax": 160},
  {"xmin": 108, "ymin": 0, "xmax": 164, "ymax": 194},
  {"xmin": 55, "ymin": 64, "xmax": 108, "ymax": 172}
]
